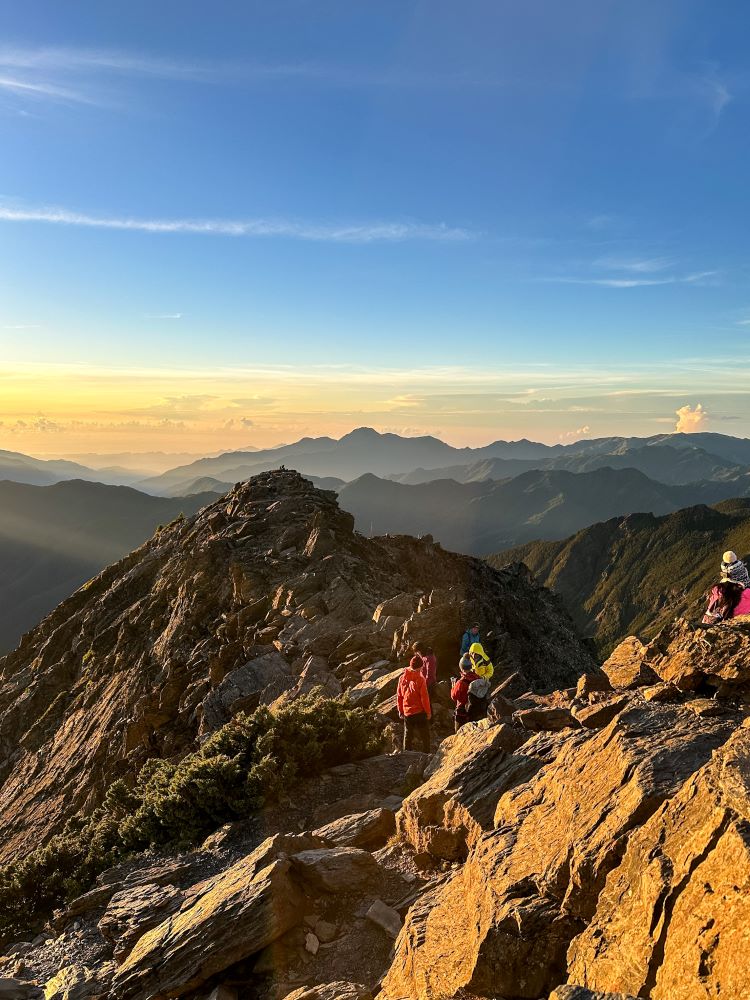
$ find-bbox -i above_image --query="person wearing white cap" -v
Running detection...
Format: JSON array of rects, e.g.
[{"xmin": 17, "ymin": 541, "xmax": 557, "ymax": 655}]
[
  {"xmin": 720, "ymin": 551, "xmax": 750, "ymax": 589},
  {"xmin": 702, "ymin": 551, "xmax": 750, "ymax": 624}
]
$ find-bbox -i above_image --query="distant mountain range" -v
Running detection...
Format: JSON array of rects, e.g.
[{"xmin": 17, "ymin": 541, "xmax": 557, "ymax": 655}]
[
  {"xmin": 135, "ymin": 428, "xmax": 750, "ymax": 495},
  {"xmin": 0, "ymin": 480, "xmax": 216, "ymax": 655},
  {"xmin": 0, "ymin": 448, "xmax": 150, "ymax": 488},
  {"xmin": 6, "ymin": 429, "xmax": 750, "ymax": 497},
  {"xmin": 392, "ymin": 441, "xmax": 746, "ymax": 487},
  {"xmin": 491, "ymin": 498, "xmax": 750, "ymax": 656},
  {"xmin": 4, "ymin": 428, "xmax": 750, "ymax": 655},
  {"xmin": 336, "ymin": 466, "xmax": 750, "ymax": 555}
]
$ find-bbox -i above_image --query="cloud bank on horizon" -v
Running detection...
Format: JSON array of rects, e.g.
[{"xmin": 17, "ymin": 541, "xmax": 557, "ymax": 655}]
[{"xmin": 0, "ymin": 360, "xmax": 743, "ymax": 455}]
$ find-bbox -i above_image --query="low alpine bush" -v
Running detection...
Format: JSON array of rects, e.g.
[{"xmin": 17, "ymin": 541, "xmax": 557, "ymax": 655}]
[{"xmin": 0, "ymin": 691, "xmax": 381, "ymax": 942}]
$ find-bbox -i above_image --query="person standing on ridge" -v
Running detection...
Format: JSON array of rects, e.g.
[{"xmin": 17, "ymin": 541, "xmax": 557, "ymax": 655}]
[
  {"xmin": 397, "ymin": 655, "xmax": 432, "ymax": 753},
  {"xmin": 458, "ymin": 641, "xmax": 494, "ymax": 681},
  {"xmin": 461, "ymin": 623, "xmax": 481, "ymax": 655},
  {"xmin": 412, "ymin": 641, "xmax": 437, "ymax": 692},
  {"xmin": 451, "ymin": 659, "xmax": 479, "ymax": 732}
]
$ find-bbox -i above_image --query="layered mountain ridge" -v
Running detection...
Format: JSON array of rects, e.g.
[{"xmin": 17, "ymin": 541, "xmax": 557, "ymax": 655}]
[
  {"xmin": 337, "ymin": 466, "xmax": 750, "ymax": 554},
  {"xmin": 137, "ymin": 428, "xmax": 750, "ymax": 495}
]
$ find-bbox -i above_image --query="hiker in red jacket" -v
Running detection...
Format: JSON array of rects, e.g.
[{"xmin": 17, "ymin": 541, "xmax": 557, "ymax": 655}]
[
  {"xmin": 451, "ymin": 660, "xmax": 479, "ymax": 733},
  {"xmin": 397, "ymin": 655, "xmax": 432, "ymax": 753},
  {"xmin": 412, "ymin": 641, "xmax": 437, "ymax": 691}
]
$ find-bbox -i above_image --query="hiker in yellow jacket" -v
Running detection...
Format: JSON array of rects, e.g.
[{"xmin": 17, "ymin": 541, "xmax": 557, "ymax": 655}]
[{"xmin": 458, "ymin": 641, "xmax": 494, "ymax": 681}]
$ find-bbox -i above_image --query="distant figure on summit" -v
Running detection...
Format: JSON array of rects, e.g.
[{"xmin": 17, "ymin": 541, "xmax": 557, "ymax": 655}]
[
  {"xmin": 461, "ymin": 623, "xmax": 481, "ymax": 655},
  {"xmin": 702, "ymin": 551, "xmax": 750, "ymax": 624}
]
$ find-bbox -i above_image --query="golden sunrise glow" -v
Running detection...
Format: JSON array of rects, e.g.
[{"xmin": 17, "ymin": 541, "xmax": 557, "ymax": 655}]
[{"xmin": 1, "ymin": 360, "xmax": 746, "ymax": 458}]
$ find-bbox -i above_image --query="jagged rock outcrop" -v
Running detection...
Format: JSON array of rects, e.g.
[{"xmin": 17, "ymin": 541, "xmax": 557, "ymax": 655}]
[
  {"xmin": 567, "ymin": 725, "xmax": 750, "ymax": 999},
  {"xmin": 606, "ymin": 617, "xmax": 750, "ymax": 697},
  {"xmin": 0, "ymin": 470, "xmax": 595, "ymax": 862},
  {"xmin": 380, "ymin": 698, "xmax": 742, "ymax": 1000},
  {"xmin": 10, "ymin": 471, "xmax": 750, "ymax": 1000}
]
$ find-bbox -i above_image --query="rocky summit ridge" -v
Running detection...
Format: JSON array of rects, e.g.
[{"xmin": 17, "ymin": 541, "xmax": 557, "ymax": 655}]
[
  {"xmin": 1, "ymin": 470, "xmax": 750, "ymax": 1000},
  {"xmin": 0, "ymin": 470, "xmax": 593, "ymax": 862}
]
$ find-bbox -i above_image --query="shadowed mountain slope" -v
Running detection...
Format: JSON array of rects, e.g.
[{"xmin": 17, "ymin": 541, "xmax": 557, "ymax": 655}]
[
  {"xmin": 492, "ymin": 498, "xmax": 750, "ymax": 655},
  {"xmin": 337, "ymin": 467, "xmax": 750, "ymax": 555},
  {"xmin": 0, "ymin": 480, "xmax": 217, "ymax": 655}
]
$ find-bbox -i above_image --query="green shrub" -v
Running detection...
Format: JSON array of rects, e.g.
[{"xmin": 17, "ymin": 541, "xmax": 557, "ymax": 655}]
[{"xmin": 0, "ymin": 691, "xmax": 381, "ymax": 943}]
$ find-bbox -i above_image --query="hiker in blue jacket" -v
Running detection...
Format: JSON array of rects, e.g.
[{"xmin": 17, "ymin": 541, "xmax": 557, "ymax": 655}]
[{"xmin": 461, "ymin": 623, "xmax": 481, "ymax": 655}]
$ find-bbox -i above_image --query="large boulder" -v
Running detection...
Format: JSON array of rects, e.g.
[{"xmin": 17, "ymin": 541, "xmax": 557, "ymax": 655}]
[
  {"xmin": 567, "ymin": 726, "xmax": 750, "ymax": 1000},
  {"xmin": 601, "ymin": 636, "xmax": 657, "ymax": 689},
  {"xmin": 98, "ymin": 882, "xmax": 185, "ymax": 961},
  {"xmin": 645, "ymin": 617, "xmax": 750, "ymax": 692},
  {"xmin": 380, "ymin": 702, "xmax": 738, "ymax": 1000},
  {"xmin": 313, "ymin": 808, "xmax": 396, "ymax": 849},
  {"xmin": 200, "ymin": 650, "xmax": 294, "ymax": 731},
  {"xmin": 571, "ymin": 695, "xmax": 629, "ymax": 730},
  {"xmin": 290, "ymin": 848, "xmax": 379, "ymax": 893},
  {"xmin": 345, "ymin": 668, "xmax": 403, "ymax": 709},
  {"xmin": 44, "ymin": 965, "xmax": 114, "ymax": 1000},
  {"xmin": 396, "ymin": 722, "xmax": 528, "ymax": 859},
  {"xmin": 373, "ymin": 595, "xmax": 418, "ymax": 624},
  {"xmin": 110, "ymin": 836, "xmax": 314, "ymax": 1000}
]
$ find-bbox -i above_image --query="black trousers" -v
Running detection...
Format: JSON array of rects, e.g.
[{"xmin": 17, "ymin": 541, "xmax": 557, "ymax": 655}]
[{"xmin": 403, "ymin": 713, "xmax": 430, "ymax": 753}]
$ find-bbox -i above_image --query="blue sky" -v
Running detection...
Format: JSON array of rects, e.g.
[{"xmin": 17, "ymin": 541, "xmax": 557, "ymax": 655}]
[{"xmin": 1, "ymin": 0, "xmax": 749, "ymax": 454}]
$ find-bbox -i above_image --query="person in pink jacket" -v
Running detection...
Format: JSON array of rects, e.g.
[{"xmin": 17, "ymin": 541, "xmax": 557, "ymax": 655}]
[
  {"xmin": 412, "ymin": 641, "xmax": 437, "ymax": 690},
  {"xmin": 702, "ymin": 579, "xmax": 750, "ymax": 624}
]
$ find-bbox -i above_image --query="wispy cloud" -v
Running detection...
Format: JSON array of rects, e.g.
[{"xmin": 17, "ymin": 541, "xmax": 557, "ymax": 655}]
[
  {"xmin": 0, "ymin": 202, "xmax": 473, "ymax": 244},
  {"xmin": 695, "ymin": 68, "xmax": 733, "ymax": 129},
  {"xmin": 593, "ymin": 256, "xmax": 674, "ymax": 273},
  {"xmin": 631, "ymin": 61, "xmax": 735, "ymax": 140},
  {"xmin": 0, "ymin": 74, "xmax": 94, "ymax": 105},
  {"xmin": 0, "ymin": 44, "xmax": 506, "ymax": 109},
  {"xmin": 3, "ymin": 323, "xmax": 41, "ymax": 330},
  {"xmin": 144, "ymin": 313, "xmax": 182, "ymax": 320},
  {"xmin": 545, "ymin": 270, "xmax": 718, "ymax": 289}
]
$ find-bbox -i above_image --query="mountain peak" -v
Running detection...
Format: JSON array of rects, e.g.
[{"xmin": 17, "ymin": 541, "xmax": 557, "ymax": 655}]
[{"xmin": 0, "ymin": 467, "xmax": 594, "ymax": 869}]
